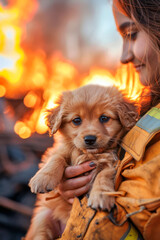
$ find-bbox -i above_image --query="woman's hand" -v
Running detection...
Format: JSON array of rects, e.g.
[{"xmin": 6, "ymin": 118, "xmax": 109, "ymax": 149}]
[{"xmin": 58, "ymin": 161, "xmax": 96, "ymax": 204}]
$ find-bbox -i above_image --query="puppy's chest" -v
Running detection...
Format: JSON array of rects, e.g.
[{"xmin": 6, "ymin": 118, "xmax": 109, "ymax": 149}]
[{"xmin": 70, "ymin": 149, "xmax": 118, "ymax": 168}]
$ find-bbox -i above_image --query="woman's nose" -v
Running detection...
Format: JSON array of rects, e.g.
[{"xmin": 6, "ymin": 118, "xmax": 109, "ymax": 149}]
[{"xmin": 120, "ymin": 41, "xmax": 134, "ymax": 64}]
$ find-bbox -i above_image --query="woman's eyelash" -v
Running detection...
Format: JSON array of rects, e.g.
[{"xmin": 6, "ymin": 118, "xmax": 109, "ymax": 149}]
[{"xmin": 123, "ymin": 31, "xmax": 137, "ymax": 40}]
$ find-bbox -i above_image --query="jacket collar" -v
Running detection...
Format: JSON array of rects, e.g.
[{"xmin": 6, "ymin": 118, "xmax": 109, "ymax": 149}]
[{"xmin": 121, "ymin": 103, "xmax": 160, "ymax": 161}]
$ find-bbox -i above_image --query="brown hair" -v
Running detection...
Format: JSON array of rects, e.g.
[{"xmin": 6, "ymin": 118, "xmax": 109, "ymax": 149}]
[
  {"xmin": 118, "ymin": 0, "xmax": 160, "ymax": 52},
  {"xmin": 117, "ymin": 0, "xmax": 160, "ymax": 110}
]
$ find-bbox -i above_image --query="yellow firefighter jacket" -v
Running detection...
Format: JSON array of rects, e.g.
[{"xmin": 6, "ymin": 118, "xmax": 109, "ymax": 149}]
[{"xmin": 60, "ymin": 103, "xmax": 160, "ymax": 240}]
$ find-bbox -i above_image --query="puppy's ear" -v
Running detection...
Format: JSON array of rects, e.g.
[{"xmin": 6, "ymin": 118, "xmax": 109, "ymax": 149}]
[
  {"xmin": 117, "ymin": 97, "xmax": 139, "ymax": 131},
  {"xmin": 45, "ymin": 91, "xmax": 72, "ymax": 135},
  {"xmin": 46, "ymin": 105, "xmax": 63, "ymax": 135}
]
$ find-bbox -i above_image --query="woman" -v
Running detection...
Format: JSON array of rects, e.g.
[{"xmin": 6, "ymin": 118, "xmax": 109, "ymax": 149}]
[{"xmin": 58, "ymin": 0, "xmax": 160, "ymax": 239}]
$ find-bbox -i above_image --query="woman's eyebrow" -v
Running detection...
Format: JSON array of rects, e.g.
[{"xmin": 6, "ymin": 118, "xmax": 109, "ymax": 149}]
[{"xmin": 118, "ymin": 22, "xmax": 135, "ymax": 32}]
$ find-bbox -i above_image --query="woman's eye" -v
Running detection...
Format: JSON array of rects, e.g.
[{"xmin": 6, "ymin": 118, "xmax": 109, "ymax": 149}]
[
  {"xmin": 99, "ymin": 115, "xmax": 110, "ymax": 123},
  {"xmin": 72, "ymin": 117, "xmax": 82, "ymax": 126},
  {"xmin": 124, "ymin": 31, "xmax": 137, "ymax": 40}
]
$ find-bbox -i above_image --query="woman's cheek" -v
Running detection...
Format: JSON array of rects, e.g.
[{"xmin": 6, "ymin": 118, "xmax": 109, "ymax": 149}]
[{"xmin": 133, "ymin": 33, "xmax": 148, "ymax": 62}]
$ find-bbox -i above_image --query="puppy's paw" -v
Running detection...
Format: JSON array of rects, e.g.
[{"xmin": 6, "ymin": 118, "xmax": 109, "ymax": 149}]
[
  {"xmin": 29, "ymin": 171, "xmax": 58, "ymax": 194},
  {"xmin": 88, "ymin": 191, "xmax": 115, "ymax": 211}
]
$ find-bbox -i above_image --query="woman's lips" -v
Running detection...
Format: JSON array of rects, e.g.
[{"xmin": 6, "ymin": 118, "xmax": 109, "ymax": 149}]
[{"xmin": 134, "ymin": 64, "xmax": 145, "ymax": 72}]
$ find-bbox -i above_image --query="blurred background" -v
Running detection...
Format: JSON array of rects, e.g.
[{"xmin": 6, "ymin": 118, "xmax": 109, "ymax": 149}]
[{"xmin": 0, "ymin": 0, "xmax": 141, "ymax": 239}]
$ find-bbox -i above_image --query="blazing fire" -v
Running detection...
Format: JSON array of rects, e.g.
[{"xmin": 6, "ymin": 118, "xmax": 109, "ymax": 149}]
[{"xmin": 0, "ymin": 0, "xmax": 148, "ymax": 139}]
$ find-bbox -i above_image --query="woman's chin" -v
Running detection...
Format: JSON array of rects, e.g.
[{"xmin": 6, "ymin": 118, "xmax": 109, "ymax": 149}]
[
  {"xmin": 139, "ymin": 71, "xmax": 150, "ymax": 86},
  {"xmin": 139, "ymin": 78, "xmax": 149, "ymax": 86}
]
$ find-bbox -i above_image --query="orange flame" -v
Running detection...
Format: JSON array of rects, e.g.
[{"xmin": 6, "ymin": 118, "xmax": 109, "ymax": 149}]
[
  {"xmin": 0, "ymin": 0, "xmax": 38, "ymax": 96},
  {"xmin": 0, "ymin": 1, "xmax": 149, "ymax": 139}
]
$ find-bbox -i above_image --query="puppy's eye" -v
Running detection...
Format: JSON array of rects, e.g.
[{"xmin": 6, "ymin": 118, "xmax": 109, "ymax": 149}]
[
  {"xmin": 72, "ymin": 117, "xmax": 82, "ymax": 126},
  {"xmin": 99, "ymin": 115, "xmax": 110, "ymax": 123}
]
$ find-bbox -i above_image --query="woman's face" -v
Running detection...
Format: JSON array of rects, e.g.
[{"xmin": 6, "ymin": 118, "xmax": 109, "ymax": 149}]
[{"xmin": 112, "ymin": 0, "xmax": 159, "ymax": 86}]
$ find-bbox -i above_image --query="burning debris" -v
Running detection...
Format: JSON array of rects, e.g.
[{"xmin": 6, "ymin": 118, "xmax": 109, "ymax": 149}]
[{"xmin": 0, "ymin": 96, "xmax": 53, "ymax": 239}]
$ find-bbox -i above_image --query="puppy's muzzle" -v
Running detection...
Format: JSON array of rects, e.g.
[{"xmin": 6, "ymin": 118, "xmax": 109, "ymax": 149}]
[{"xmin": 84, "ymin": 135, "xmax": 97, "ymax": 146}]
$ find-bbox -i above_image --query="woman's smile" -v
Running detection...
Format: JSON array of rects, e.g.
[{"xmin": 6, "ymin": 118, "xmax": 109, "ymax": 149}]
[{"xmin": 134, "ymin": 64, "xmax": 145, "ymax": 73}]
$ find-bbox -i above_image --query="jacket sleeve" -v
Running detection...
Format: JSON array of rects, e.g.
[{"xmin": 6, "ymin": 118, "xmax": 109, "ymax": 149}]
[
  {"xmin": 116, "ymin": 140, "xmax": 160, "ymax": 240},
  {"xmin": 60, "ymin": 196, "xmax": 142, "ymax": 240},
  {"xmin": 117, "ymin": 104, "xmax": 160, "ymax": 240}
]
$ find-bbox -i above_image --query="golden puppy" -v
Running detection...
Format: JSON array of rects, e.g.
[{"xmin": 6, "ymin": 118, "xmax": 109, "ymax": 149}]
[{"xmin": 25, "ymin": 84, "xmax": 138, "ymax": 240}]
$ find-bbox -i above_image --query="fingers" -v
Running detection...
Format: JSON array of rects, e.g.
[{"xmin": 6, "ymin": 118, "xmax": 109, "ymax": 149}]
[
  {"xmin": 64, "ymin": 161, "xmax": 96, "ymax": 179},
  {"xmin": 58, "ymin": 161, "xmax": 96, "ymax": 204},
  {"xmin": 59, "ymin": 180, "xmax": 91, "ymax": 203},
  {"xmin": 65, "ymin": 184, "xmax": 91, "ymax": 200},
  {"xmin": 59, "ymin": 174, "xmax": 92, "ymax": 192}
]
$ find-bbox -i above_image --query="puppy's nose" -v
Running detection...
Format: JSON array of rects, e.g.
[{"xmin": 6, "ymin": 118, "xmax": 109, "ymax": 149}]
[{"xmin": 84, "ymin": 135, "xmax": 97, "ymax": 145}]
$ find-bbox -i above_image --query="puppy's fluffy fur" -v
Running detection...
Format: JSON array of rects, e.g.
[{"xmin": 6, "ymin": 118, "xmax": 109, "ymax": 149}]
[{"xmin": 25, "ymin": 84, "xmax": 138, "ymax": 240}]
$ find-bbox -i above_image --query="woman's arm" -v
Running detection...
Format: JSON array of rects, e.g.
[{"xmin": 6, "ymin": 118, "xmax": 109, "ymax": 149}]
[{"xmin": 58, "ymin": 161, "xmax": 96, "ymax": 204}]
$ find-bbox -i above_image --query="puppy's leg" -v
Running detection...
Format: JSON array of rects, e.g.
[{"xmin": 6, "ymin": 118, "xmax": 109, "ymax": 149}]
[
  {"xmin": 25, "ymin": 206, "xmax": 62, "ymax": 240},
  {"xmin": 88, "ymin": 167, "xmax": 116, "ymax": 211},
  {"xmin": 29, "ymin": 154, "xmax": 67, "ymax": 194}
]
